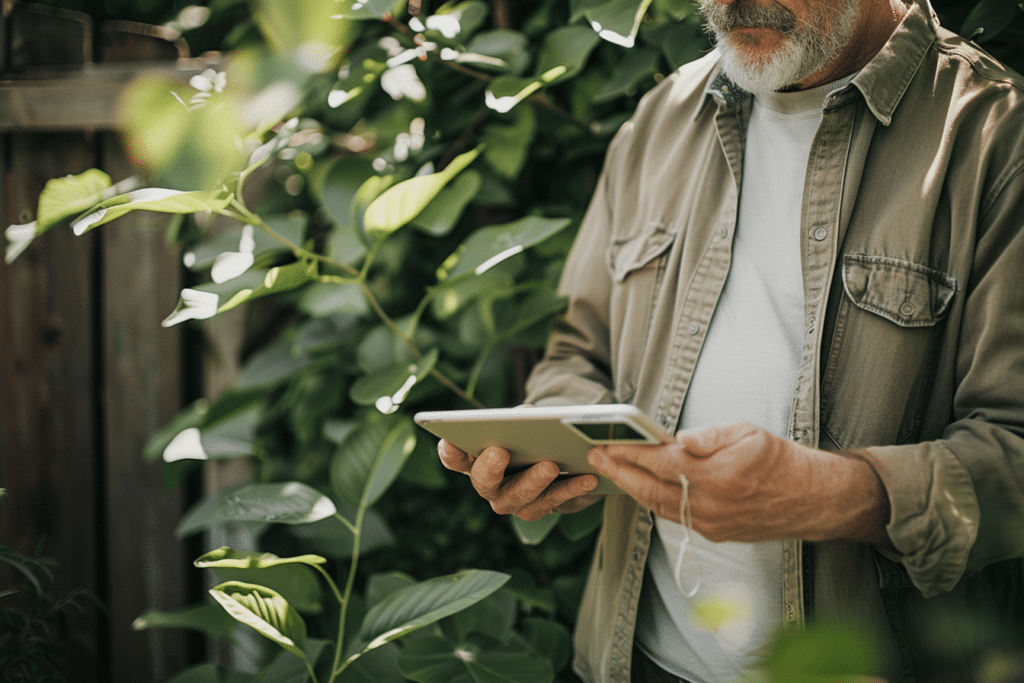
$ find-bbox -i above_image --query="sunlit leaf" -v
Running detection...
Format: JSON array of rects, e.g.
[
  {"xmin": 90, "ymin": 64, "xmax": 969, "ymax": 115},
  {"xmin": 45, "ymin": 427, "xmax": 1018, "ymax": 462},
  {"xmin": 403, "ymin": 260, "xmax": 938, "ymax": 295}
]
[
  {"xmin": 72, "ymin": 188, "xmax": 233, "ymax": 236},
  {"xmin": 195, "ymin": 547, "xmax": 327, "ymax": 570},
  {"xmin": 363, "ymin": 146, "xmax": 483, "ymax": 240},
  {"xmin": 484, "ymin": 75, "xmax": 545, "ymax": 114},
  {"xmin": 133, "ymin": 603, "xmax": 239, "ymax": 639},
  {"xmin": 36, "ymin": 169, "xmax": 113, "ymax": 233},
  {"xmin": 176, "ymin": 482, "xmax": 337, "ymax": 537},
  {"xmin": 209, "ymin": 581, "xmax": 308, "ymax": 659},
  {"xmin": 210, "ymin": 563, "xmax": 324, "ymax": 614},
  {"xmin": 4, "ymin": 222, "xmax": 37, "ymax": 264},
  {"xmin": 410, "ymin": 170, "xmax": 482, "ymax": 237}
]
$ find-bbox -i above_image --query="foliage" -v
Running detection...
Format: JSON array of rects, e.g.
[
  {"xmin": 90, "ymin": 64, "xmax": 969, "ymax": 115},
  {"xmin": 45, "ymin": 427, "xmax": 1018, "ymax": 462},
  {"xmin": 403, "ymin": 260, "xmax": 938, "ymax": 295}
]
[
  {"xmin": 6, "ymin": 0, "xmax": 1024, "ymax": 681},
  {"xmin": 0, "ymin": 490, "xmax": 96, "ymax": 683}
]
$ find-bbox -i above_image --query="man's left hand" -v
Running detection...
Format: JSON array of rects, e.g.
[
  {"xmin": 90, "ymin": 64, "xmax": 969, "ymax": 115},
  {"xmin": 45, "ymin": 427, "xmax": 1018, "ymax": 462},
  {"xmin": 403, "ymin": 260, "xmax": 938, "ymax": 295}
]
[{"xmin": 587, "ymin": 422, "xmax": 890, "ymax": 545}]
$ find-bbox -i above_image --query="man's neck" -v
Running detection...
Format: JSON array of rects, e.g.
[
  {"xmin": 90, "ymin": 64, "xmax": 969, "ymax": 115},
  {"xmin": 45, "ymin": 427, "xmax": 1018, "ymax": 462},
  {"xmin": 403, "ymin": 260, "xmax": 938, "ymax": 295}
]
[{"xmin": 795, "ymin": 0, "xmax": 908, "ymax": 90}]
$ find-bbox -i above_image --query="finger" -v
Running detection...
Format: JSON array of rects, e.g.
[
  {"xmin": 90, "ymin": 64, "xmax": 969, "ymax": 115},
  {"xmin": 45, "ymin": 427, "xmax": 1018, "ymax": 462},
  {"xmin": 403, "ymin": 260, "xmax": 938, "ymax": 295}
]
[
  {"xmin": 437, "ymin": 439, "xmax": 474, "ymax": 474},
  {"xmin": 515, "ymin": 474, "xmax": 599, "ymax": 521},
  {"xmin": 588, "ymin": 448, "xmax": 683, "ymax": 522},
  {"xmin": 676, "ymin": 422, "xmax": 755, "ymax": 457},
  {"xmin": 595, "ymin": 443, "xmax": 684, "ymax": 481},
  {"xmin": 487, "ymin": 460, "xmax": 564, "ymax": 515},
  {"xmin": 469, "ymin": 446, "xmax": 513, "ymax": 498}
]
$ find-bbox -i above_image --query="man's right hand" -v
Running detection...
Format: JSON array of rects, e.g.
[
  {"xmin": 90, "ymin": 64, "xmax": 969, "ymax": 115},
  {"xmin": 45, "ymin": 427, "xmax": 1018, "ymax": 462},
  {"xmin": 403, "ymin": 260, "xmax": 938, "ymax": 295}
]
[{"xmin": 437, "ymin": 439, "xmax": 601, "ymax": 521}]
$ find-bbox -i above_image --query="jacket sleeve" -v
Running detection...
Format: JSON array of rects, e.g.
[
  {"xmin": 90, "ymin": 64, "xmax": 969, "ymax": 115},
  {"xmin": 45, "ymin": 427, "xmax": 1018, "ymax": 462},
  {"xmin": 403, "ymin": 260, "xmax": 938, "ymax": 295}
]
[
  {"xmin": 523, "ymin": 124, "xmax": 635, "ymax": 408},
  {"xmin": 864, "ymin": 163, "xmax": 1024, "ymax": 597}
]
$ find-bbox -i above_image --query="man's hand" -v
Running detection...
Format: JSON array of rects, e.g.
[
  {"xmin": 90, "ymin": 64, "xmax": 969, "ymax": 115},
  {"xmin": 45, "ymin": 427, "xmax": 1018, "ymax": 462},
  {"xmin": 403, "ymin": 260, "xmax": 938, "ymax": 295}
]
[
  {"xmin": 586, "ymin": 422, "xmax": 890, "ymax": 545},
  {"xmin": 437, "ymin": 439, "xmax": 601, "ymax": 521}
]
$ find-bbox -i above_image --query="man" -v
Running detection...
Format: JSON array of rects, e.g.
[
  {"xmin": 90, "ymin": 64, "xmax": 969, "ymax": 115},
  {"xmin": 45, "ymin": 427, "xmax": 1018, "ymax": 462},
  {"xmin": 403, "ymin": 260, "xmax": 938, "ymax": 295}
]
[{"xmin": 439, "ymin": 0, "xmax": 1024, "ymax": 680}]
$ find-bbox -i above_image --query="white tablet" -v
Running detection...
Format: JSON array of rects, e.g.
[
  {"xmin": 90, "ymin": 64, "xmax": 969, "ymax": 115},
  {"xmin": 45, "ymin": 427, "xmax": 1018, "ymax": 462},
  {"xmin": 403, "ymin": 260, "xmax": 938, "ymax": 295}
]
[{"xmin": 414, "ymin": 404, "xmax": 673, "ymax": 494}]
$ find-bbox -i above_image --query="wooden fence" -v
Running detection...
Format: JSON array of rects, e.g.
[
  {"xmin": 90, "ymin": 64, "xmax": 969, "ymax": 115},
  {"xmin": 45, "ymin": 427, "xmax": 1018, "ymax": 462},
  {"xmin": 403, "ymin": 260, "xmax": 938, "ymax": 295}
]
[{"xmin": 0, "ymin": 3, "xmax": 226, "ymax": 680}]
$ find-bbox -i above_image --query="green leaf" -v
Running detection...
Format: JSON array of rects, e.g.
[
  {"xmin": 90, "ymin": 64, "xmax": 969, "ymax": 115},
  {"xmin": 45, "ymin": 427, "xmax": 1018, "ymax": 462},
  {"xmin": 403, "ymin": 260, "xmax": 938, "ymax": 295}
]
[
  {"xmin": 165, "ymin": 663, "xmax": 235, "ymax": 683},
  {"xmin": 211, "ymin": 564, "xmax": 324, "ymax": 614},
  {"xmin": 464, "ymin": 30, "xmax": 531, "ymax": 75},
  {"xmin": 534, "ymin": 25, "xmax": 602, "ymax": 84},
  {"xmin": 235, "ymin": 336, "xmax": 311, "ymax": 390},
  {"xmin": 161, "ymin": 260, "xmax": 319, "ymax": 327},
  {"xmin": 255, "ymin": 638, "xmax": 331, "ymax": 683},
  {"xmin": 349, "ymin": 570, "xmax": 511, "ymax": 660},
  {"xmin": 195, "ymin": 547, "xmax": 327, "ymax": 570},
  {"xmin": 397, "ymin": 631, "xmax": 554, "ymax": 683},
  {"xmin": 962, "ymin": 0, "xmax": 1021, "ymax": 41},
  {"xmin": 593, "ymin": 47, "xmax": 661, "ymax": 102},
  {"xmin": 765, "ymin": 621, "xmax": 881, "ymax": 681},
  {"xmin": 72, "ymin": 187, "xmax": 233, "ymax": 236},
  {"xmin": 582, "ymin": 0, "xmax": 655, "ymax": 47},
  {"xmin": 410, "ymin": 170, "xmax": 482, "ymax": 237},
  {"xmin": 331, "ymin": 414, "xmax": 418, "ymax": 508},
  {"xmin": 426, "ymin": 1, "xmax": 490, "ymax": 41},
  {"xmin": 183, "ymin": 213, "xmax": 306, "ymax": 271},
  {"xmin": 176, "ymin": 482, "xmax": 337, "ymax": 538},
  {"xmin": 510, "ymin": 514, "xmax": 561, "ymax": 545},
  {"xmin": 318, "ymin": 155, "xmax": 377, "ymax": 229},
  {"xmin": 119, "ymin": 74, "xmax": 246, "ymax": 191},
  {"xmin": 162, "ymin": 402, "xmax": 263, "ymax": 462},
  {"xmin": 4, "ymin": 221, "xmax": 36, "ymax": 264},
  {"xmin": 363, "ymin": 146, "xmax": 483, "ymax": 240},
  {"xmin": 286, "ymin": 507, "xmax": 395, "ymax": 560},
  {"xmin": 484, "ymin": 75, "xmax": 545, "ymax": 114},
  {"xmin": 209, "ymin": 581, "xmax": 308, "ymax": 659},
  {"xmin": 348, "ymin": 348, "xmax": 440, "ymax": 411},
  {"xmin": 481, "ymin": 107, "xmax": 536, "ymax": 180},
  {"xmin": 299, "ymin": 281, "xmax": 368, "ymax": 317},
  {"xmin": 660, "ymin": 19, "xmax": 708, "ymax": 71},
  {"xmin": 520, "ymin": 618, "xmax": 572, "ymax": 673},
  {"xmin": 440, "ymin": 216, "xmax": 571, "ymax": 280},
  {"xmin": 132, "ymin": 603, "xmax": 239, "ymax": 639},
  {"xmin": 36, "ymin": 169, "xmax": 113, "ymax": 233}
]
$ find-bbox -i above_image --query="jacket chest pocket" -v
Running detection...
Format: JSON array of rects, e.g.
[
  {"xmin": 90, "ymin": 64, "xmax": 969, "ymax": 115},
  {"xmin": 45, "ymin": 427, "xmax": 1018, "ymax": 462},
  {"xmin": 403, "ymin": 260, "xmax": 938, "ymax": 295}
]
[
  {"xmin": 606, "ymin": 223, "xmax": 677, "ymax": 403},
  {"xmin": 821, "ymin": 254, "xmax": 957, "ymax": 448}
]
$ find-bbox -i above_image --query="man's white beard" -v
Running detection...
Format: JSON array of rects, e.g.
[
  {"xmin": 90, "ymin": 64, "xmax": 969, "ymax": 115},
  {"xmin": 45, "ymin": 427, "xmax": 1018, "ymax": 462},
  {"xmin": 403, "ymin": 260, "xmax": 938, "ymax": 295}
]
[{"xmin": 700, "ymin": 0, "xmax": 860, "ymax": 93}]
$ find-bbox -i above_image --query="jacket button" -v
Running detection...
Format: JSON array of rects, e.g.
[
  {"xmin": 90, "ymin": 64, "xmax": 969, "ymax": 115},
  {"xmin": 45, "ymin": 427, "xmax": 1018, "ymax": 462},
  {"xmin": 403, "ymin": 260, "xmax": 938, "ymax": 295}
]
[
  {"xmin": 812, "ymin": 227, "xmax": 828, "ymax": 241},
  {"xmin": 687, "ymin": 321, "xmax": 700, "ymax": 335}
]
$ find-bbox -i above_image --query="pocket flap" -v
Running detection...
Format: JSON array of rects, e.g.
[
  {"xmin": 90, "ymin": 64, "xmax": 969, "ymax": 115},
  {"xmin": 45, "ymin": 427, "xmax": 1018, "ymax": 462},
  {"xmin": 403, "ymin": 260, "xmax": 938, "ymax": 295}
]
[
  {"xmin": 842, "ymin": 254, "xmax": 957, "ymax": 327},
  {"xmin": 607, "ymin": 224, "xmax": 676, "ymax": 283}
]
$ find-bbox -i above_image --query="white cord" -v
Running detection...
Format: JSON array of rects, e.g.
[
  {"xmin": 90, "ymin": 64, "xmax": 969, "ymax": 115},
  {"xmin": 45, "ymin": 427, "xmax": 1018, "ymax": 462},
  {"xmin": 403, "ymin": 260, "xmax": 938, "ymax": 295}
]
[{"xmin": 672, "ymin": 473, "xmax": 702, "ymax": 598}]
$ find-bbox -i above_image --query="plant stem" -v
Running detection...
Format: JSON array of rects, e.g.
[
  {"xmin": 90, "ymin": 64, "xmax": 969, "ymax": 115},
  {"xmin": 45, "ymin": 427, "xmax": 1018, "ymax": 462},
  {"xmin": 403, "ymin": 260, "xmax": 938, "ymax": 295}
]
[{"xmin": 329, "ymin": 507, "xmax": 364, "ymax": 683}]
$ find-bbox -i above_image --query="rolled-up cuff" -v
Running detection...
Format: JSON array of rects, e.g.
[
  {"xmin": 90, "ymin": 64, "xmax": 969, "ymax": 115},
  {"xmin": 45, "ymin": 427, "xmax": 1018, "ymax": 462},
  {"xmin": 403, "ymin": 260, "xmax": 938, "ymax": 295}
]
[{"xmin": 860, "ymin": 443, "xmax": 979, "ymax": 597}]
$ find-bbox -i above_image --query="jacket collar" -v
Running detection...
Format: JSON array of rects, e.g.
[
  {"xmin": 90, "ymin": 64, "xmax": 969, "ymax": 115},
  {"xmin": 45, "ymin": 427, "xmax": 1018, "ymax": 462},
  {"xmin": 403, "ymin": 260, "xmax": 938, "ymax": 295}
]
[{"xmin": 703, "ymin": 0, "xmax": 939, "ymax": 126}]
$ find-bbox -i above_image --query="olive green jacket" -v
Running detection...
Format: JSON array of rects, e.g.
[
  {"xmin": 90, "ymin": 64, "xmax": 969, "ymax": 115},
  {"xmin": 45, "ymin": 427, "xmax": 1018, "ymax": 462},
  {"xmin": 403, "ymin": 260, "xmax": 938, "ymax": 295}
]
[{"xmin": 524, "ymin": 1, "xmax": 1024, "ymax": 680}]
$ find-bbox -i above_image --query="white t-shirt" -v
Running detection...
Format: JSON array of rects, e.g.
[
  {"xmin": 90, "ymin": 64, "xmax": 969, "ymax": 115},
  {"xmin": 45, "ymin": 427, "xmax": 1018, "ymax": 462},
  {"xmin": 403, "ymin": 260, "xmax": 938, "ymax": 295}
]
[{"xmin": 636, "ymin": 77, "xmax": 853, "ymax": 682}]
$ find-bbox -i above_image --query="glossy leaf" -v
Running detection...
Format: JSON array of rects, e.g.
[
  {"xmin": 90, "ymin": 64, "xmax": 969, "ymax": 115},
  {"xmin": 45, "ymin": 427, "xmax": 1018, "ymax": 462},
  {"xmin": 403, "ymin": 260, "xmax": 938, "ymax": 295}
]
[
  {"xmin": 348, "ymin": 570, "xmax": 511, "ymax": 661},
  {"xmin": 209, "ymin": 580, "xmax": 308, "ymax": 659},
  {"xmin": 162, "ymin": 403, "xmax": 262, "ymax": 462},
  {"xmin": 176, "ymin": 482, "xmax": 337, "ymax": 538},
  {"xmin": 210, "ymin": 564, "xmax": 324, "ymax": 614},
  {"xmin": 440, "ymin": 216, "xmax": 571, "ymax": 280},
  {"xmin": 363, "ymin": 146, "xmax": 483, "ymax": 240},
  {"xmin": 286, "ymin": 507, "xmax": 395, "ymax": 560},
  {"xmin": 72, "ymin": 188, "xmax": 233, "ymax": 236},
  {"xmin": 331, "ymin": 414, "xmax": 418, "ymax": 508},
  {"xmin": 132, "ymin": 603, "xmax": 239, "ymax": 639}
]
